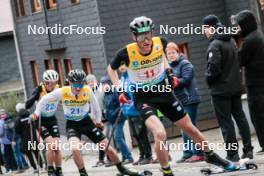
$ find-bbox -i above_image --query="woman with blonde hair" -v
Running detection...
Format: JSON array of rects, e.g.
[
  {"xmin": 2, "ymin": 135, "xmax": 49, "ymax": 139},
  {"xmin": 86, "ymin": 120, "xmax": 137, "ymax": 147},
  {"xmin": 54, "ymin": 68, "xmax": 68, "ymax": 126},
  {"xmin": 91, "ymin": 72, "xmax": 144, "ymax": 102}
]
[{"xmin": 166, "ymin": 42, "xmax": 203, "ymax": 163}]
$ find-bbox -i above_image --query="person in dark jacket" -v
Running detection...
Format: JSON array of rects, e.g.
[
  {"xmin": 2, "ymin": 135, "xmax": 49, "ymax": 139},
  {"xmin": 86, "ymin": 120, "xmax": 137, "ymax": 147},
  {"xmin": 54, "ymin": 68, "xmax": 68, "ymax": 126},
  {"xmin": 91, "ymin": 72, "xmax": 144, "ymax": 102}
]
[
  {"xmin": 203, "ymin": 14, "xmax": 253, "ymax": 161},
  {"xmin": 14, "ymin": 103, "xmax": 43, "ymax": 174},
  {"xmin": 233, "ymin": 10, "xmax": 264, "ymax": 155},
  {"xmin": 166, "ymin": 42, "xmax": 203, "ymax": 163},
  {"xmin": 101, "ymin": 76, "xmax": 134, "ymax": 165},
  {"xmin": 0, "ymin": 109, "xmax": 17, "ymax": 173}
]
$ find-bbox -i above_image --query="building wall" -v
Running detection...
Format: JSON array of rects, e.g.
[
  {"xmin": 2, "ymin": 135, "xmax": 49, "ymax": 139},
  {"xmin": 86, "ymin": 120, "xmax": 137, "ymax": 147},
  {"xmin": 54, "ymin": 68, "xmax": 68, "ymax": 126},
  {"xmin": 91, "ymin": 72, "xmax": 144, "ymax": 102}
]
[
  {"xmin": 0, "ymin": 35, "xmax": 20, "ymax": 83},
  {"xmin": 11, "ymin": 0, "xmax": 107, "ymax": 134}
]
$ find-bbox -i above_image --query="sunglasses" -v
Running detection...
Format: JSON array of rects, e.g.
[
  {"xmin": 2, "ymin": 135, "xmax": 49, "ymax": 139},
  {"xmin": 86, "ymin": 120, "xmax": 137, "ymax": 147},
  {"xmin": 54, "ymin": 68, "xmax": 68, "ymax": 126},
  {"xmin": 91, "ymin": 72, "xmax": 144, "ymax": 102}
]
[
  {"xmin": 136, "ymin": 32, "xmax": 152, "ymax": 42},
  {"xmin": 71, "ymin": 83, "xmax": 84, "ymax": 89},
  {"xmin": 44, "ymin": 81, "xmax": 57, "ymax": 86}
]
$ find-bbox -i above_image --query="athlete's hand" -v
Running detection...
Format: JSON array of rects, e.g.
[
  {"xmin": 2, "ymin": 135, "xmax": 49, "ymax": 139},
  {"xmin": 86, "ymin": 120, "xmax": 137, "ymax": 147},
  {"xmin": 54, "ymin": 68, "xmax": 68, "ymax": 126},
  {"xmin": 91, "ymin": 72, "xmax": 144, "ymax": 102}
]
[
  {"xmin": 31, "ymin": 113, "xmax": 39, "ymax": 121},
  {"xmin": 165, "ymin": 68, "xmax": 180, "ymax": 89},
  {"xmin": 119, "ymin": 93, "xmax": 129, "ymax": 104},
  {"xmin": 96, "ymin": 122, "xmax": 104, "ymax": 130}
]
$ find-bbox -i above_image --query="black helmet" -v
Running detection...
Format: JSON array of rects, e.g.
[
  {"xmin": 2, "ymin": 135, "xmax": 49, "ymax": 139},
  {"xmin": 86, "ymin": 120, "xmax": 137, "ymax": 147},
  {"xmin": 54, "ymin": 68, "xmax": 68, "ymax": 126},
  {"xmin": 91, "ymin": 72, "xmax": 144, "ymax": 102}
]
[
  {"xmin": 67, "ymin": 69, "xmax": 86, "ymax": 82},
  {"xmin": 129, "ymin": 16, "xmax": 154, "ymax": 34}
]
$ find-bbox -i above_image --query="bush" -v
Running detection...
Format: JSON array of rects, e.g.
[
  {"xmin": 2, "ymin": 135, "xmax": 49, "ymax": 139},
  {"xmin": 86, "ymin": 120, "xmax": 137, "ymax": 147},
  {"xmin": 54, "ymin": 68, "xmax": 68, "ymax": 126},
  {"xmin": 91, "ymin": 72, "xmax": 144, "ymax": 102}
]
[{"xmin": 0, "ymin": 91, "xmax": 24, "ymax": 116}]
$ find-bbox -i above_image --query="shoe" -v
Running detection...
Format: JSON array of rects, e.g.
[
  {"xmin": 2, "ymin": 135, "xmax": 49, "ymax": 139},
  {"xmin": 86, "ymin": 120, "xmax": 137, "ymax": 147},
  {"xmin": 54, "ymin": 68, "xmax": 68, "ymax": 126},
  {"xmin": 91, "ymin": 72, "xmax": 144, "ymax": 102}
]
[
  {"xmin": 92, "ymin": 160, "xmax": 105, "ymax": 167},
  {"xmin": 139, "ymin": 157, "xmax": 153, "ymax": 165},
  {"xmin": 133, "ymin": 157, "xmax": 144, "ymax": 165},
  {"xmin": 185, "ymin": 155, "xmax": 205, "ymax": 163},
  {"xmin": 105, "ymin": 161, "xmax": 115, "ymax": 167},
  {"xmin": 256, "ymin": 148, "xmax": 264, "ymax": 155},
  {"xmin": 162, "ymin": 166, "xmax": 174, "ymax": 176},
  {"xmin": 205, "ymin": 151, "xmax": 232, "ymax": 169},
  {"xmin": 242, "ymin": 149, "xmax": 253, "ymax": 159},
  {"xmin": 176, "ymin": 156, "xmax": 190, "ymax": 163},
  {"xmin": 118, "ymin": 164, "xmax": 140, "ymax": 176},
  {"xmin": 122, "ymin": 158, "xmax": 134, "ymax": 165},
  {"xmin": 48, "ymin": 166, "xmax": 56, "ymax": 176},
  {"xmin": 79, "ymin": 168, "xmax": 88, "ymax": 176},
  {"xmin": 226, "ymin": 153, "xmax": 240, "ymax": 162},
  {"xmin": 55, "ymin": 167, "xmax": 64, "ymax": 176},
  {"xmin": 32, "ymin": 169, "xmax": 39, "ymax": 174}
]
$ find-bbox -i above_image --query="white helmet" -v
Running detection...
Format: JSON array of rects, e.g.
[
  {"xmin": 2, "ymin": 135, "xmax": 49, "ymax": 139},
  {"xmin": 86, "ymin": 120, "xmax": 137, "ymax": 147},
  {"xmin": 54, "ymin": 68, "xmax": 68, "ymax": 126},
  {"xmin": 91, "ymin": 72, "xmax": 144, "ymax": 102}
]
[
  {"xmin": 16, "ymin": 103, "xmax": 25, "ymax": 113},
  {"xmin": 43, "ymin": 70, "xmax": 59, "ymax": 82}
]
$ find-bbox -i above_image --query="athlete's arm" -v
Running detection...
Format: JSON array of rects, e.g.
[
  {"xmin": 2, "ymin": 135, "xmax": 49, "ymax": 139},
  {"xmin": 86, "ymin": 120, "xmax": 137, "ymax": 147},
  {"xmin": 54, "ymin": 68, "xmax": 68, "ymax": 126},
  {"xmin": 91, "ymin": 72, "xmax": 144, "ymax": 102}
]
[
  {"xmin": 160, "ymin": 37, "xmax": 170, "ymax": 69},
  {"xmin": 25, "ymin": 85, "xmax": 42, "ymax": 109},
  {"xmin": 108, "ymin": 48, "xmax": 129, "ymax": 87},
  {"xmin": 34, "ymin": 88, "xmax": 62, "ymax": 117},
  {"xmin": 89, "ymin": 89, "xmax": 102, "ymax": 123}
]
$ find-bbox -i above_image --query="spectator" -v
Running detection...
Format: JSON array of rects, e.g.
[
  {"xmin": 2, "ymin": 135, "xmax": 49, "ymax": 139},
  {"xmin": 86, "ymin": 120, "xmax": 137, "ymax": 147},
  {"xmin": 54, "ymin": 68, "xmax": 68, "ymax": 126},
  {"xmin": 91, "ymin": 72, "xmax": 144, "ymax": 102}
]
[
  {"xmin": 86, "ymin": 74, "xmax": 112, "ymax": 167},
  {"xmin": 0, "ymin": 109, "xmax": 17, "ymax": 173},
  {"xmin": 166, "ymin": 42, "xmax": 203, "ymax": 163},
  {"xmin": 234, "ymin": 10, "xmax": 264, "ymax": 155},
  {"xmin": 14, "ymin": 103, "xmax": 43, "ymax": 174},
  {"xmin": 101, "ymin": 76, "xmax": 134, "ymax": 165},
  {"xmin": 202, "ymin": 15, "xmax": 253, "ymax": 161},
  {"xmin": 121, "ymin": 69, "xmax": 153, "ymax": 165},
  {"xmin": 259, "ymin": 0, "xmax": 264, "ymax": 10}
]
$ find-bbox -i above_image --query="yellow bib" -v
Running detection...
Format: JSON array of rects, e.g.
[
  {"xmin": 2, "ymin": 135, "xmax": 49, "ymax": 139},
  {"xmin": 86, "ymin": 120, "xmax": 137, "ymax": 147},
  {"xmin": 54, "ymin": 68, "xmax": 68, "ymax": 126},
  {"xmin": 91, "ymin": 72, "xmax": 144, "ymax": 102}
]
[
  {"xmin": 40, "ymin": 84, "xmax": 59, "ymax": 98},
  {"xmin": 126, "ymin": 37, "xmax": 165, "ymax": 85},
  {"xmin": 61, "ymin": 86, "xmax": 91, "ymax": 121}
]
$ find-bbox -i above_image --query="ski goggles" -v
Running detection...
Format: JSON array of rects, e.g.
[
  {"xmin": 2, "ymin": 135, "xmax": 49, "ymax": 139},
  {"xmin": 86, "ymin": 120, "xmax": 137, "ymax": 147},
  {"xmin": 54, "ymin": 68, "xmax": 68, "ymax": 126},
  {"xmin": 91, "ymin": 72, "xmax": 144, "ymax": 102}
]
[
  {"xmin": 71, "ymin": 83, "xmax": 84, "ymax": 89},
  {"xmin": 136, "ymin": 32, "xmax": 152, "ymax": 42}
]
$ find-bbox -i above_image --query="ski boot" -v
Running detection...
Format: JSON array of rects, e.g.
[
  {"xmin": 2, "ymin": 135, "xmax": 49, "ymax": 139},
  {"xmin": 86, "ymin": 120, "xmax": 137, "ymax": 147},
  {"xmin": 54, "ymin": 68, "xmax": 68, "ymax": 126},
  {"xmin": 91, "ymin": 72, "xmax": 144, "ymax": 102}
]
[{"xmin": 205, "ymin": 151, "xmax": 237, "ymax": 171}]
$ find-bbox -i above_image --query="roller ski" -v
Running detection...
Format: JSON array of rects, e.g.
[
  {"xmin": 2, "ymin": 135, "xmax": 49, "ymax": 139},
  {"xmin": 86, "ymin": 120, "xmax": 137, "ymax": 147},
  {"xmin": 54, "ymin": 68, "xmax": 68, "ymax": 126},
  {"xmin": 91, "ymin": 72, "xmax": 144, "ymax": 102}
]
[
  {"xmin": 201, "ymin": 154, "xmax": 258, "ymax": 175},
  {"xmin": 116, "ymin": 166, "xmax": 152, "ymax": 176}
]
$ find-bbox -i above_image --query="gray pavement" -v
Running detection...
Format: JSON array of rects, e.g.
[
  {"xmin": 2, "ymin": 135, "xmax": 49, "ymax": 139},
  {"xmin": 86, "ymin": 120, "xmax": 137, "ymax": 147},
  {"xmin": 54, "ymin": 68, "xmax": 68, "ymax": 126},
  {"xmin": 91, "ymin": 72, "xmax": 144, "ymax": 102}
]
[{"xmin": 14, "ymin": 128, "xmax": 264, "ymax": 176}]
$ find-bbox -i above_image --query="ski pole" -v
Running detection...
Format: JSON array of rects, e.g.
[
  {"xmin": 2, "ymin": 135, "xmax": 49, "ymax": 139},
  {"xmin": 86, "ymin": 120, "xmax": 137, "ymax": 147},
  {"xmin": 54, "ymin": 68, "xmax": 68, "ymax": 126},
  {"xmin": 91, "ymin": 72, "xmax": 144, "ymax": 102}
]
[{"xmin": 104, "ymin": 108, "xmax": 122, "ymax": 153}]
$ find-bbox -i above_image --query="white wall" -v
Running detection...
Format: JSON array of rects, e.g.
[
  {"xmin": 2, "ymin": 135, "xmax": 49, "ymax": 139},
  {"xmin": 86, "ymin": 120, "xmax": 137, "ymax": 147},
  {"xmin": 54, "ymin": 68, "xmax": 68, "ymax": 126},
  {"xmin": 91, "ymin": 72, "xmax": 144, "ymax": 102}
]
[{"xmin": 0, "ymin": 0, "xmax": 13, "ymax": 33}]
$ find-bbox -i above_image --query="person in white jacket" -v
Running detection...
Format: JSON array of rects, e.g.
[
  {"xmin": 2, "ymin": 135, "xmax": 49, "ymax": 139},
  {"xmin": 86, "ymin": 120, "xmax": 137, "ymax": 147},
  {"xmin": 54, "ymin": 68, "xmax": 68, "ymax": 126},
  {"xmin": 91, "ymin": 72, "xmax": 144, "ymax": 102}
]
[{"xmin": 33, "ymin": 69, "xmax": 140, "ymax": 176}]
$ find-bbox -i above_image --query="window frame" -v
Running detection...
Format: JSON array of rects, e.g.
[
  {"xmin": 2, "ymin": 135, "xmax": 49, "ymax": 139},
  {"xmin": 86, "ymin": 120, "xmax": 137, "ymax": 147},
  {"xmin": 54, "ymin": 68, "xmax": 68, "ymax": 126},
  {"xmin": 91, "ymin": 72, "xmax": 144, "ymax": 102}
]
[
  {"xmin": 30, "ymin": 60, "xmax": 40, "ymax": 86},
  {"xmin": 81, "ymin": 58, "xmax": 93, "ymax": 75},
  {"xmin": 13, "ymin": 0, "xmax": 26, "ymax": 17},
  {"xmin": 31, "ymin": 0, "xmax": 42, "ymax": 13},
  {"xmin": 53, "ymin": 59, "xmax": 64, "ymax": 86},
  {"xmin": 46, "ymin": 0, "xmax": 57, "ymax": 10}
]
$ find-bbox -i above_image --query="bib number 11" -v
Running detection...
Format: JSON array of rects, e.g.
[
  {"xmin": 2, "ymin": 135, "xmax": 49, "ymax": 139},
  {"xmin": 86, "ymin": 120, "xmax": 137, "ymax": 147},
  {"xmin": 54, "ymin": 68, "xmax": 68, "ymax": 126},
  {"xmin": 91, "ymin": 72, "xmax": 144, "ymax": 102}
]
[{"xmin": 145, "ymin": 69, "xmax": 155, "ymax": 78}]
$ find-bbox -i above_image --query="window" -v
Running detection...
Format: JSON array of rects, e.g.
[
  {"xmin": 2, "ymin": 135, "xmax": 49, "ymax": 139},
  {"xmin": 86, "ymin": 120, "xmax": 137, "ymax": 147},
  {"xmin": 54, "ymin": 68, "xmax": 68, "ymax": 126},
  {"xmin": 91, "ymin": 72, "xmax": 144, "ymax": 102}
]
[
  {"xmin": 32, "ymin": 0, "xmax": 42, "ymax": 13},
  {"xmin": 71, "ymin": 0, "xmax": 80, "ymax": 4},
  {"xmin": 178, "ymin": 43, "xmax": 189, "ymax": 58},
  {"xmin": 81, "ymin": 58, "xmax": 93, "ymax": 74},
  {"xmin": 44, "ymin": 59, "xmax": 53, "ymax": 69},
  {"xmin": 30, "ymin": 61, "xmax": 40, "ymax": 86},
  {"xmin": 64, "ymin": 59, "xmax": 73, "ymax": 75},
  {"xmin": 13, "ymin": 0, "xmax": 25, "ymax": 17},
  {"xmin": 46, "ymin": 0, "xmax": 57, "ymax": 9},
  {"xmin": 54, "ymin": 59, "xmax": 64, "ymax": 86}
]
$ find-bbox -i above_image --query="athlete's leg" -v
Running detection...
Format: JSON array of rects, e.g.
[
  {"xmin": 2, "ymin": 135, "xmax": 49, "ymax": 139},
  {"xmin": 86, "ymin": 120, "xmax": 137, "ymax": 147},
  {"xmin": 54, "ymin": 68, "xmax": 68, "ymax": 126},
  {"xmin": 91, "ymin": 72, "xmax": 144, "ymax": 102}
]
[
  {"xmin": 144, "ymin": 114, "xmax": 169, "ymax": 167},
  {"xmin": 100, "ymin": 138, "xmax": 120, "ymax": 164},
  {"xmin": 68, "ymin": 136, "xmax": 84, "ymax": 170}
]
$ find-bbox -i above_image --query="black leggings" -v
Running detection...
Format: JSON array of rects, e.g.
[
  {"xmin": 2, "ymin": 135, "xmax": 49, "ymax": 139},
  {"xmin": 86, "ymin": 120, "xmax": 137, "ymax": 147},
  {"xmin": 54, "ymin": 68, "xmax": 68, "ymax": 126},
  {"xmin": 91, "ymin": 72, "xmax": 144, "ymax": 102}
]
[{"xmin": 24, "ymin": 149, "xmax": 43, "ymax": 170}]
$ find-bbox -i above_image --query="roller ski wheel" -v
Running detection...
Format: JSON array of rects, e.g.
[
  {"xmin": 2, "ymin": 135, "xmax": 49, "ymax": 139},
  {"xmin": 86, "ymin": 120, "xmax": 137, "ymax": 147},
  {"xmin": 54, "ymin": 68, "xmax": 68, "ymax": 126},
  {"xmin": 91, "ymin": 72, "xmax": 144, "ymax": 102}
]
[
  {"xmin": 116, "ymin": 170, "xmax": 153, "ymax": 176},
  {"xmin": 200, "ymin": 161, "xmax": 258, "ymax": 175}
]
